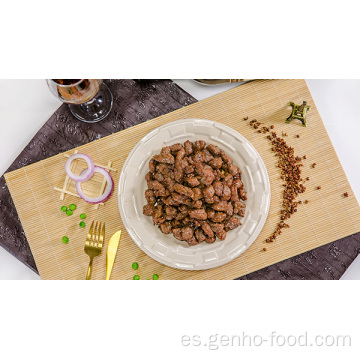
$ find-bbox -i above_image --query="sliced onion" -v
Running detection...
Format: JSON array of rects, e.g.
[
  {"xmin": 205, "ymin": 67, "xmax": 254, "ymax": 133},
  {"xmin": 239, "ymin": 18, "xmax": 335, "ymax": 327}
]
[
  {"xmin": 65, "ymin": 153, "xmax": 95, "ymax": 182},
  {"xmin": 75, "ymin": 166, "xmax": 114, "ymax": 204}
]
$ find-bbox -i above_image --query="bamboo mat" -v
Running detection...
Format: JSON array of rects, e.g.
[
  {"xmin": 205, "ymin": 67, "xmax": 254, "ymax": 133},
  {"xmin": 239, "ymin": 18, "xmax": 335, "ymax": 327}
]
[{"xmin": 5, "ymin": 80, "xmax": 360, "ymax": 280}]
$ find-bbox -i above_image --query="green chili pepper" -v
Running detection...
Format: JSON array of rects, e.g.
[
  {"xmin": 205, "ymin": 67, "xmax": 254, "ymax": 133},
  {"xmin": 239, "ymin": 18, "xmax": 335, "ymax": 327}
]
[
  {"xmin": 62, "ymin": 236, "xmax": 69, "ymax": 244},
  {"xmin": 133, "ymin": 275, "xmax": 140, "ymax": 280},
  {"xmin": 153, "ymin": 274, "xmax": 159, "ymax": 280},
  {"xmin": 132, "ymin": 262, "xmax": 139, "ymax": 270}
]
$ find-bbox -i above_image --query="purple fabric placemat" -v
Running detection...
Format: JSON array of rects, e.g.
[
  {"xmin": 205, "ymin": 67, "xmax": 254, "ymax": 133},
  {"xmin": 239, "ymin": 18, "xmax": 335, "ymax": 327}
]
[{"xmin": 1, "ymin": 79, "xmax": 359, "ymax": 279}]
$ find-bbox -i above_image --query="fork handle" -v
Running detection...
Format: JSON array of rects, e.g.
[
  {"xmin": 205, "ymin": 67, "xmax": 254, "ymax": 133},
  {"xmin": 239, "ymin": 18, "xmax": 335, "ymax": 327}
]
[{"xmin": 86, "ymin": 258, "xmax": 93, "ymax": 280}]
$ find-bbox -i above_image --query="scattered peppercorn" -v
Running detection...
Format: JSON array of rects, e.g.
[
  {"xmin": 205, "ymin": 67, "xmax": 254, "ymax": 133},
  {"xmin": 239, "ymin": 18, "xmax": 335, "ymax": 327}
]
[
  {"xmin": 303, "ymin": 155, "xmax": 307, "ymax": 159},
  {"xmin": 344, "ymin": 192, "xmax": 349, "ymax": 197},
  {"xmin": 244, "ymin": 116, "xmax": 248, "ymax": 120},
  {"xmin": 304, "ymin": 200, "xmax": 309, "ymax": 204},
  {"xmin": 306, "ymin": 177, "xmax": 309, "ymax": 181},
  {"xmin": 316, "ymin": 186, "xmax": 321, "ymax": 190},
  {"xmin": 263, "ymin": 247, "xmax": 267, "ymax": 251},
  {"xmin": 250, "ymin": 118, "xmax": 306, "ymax": 243},
  {"xmin": 296, "ymin": 135, "xmax": 300, "ymax": 138},
  {"xmin": 312, "ymin": 163, "xmax": 316, "ymax": 168}
]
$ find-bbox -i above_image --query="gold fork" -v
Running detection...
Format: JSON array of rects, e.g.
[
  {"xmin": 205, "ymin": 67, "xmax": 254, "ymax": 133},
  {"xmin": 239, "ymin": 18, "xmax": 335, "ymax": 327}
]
[{"xmin": 84, "ymin": 221, "xmax": 105, "ymax": 280}]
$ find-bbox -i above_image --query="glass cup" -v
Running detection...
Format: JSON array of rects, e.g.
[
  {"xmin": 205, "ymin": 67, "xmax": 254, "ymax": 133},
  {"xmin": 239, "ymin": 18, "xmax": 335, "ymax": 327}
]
[{"xmin": 46, "ymin": 79, "xmax": 113, "ymax": 123}]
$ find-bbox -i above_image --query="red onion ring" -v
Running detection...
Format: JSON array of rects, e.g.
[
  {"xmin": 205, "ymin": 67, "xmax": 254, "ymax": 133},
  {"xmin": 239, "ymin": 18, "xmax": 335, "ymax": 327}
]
[
  {"xmin": 75, "ymin": 166, "xmax": 114, "ymax": 204},
  {"xmin": 65, "ymin": 153, "xmax": 95, "ymax": 182}
]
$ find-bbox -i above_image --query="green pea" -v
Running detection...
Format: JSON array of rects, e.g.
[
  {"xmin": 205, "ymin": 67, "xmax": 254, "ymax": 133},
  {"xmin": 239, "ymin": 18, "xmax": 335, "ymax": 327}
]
[
  {"xmin": 79, "ymin": 221, "xmax": 86, "ymax": 228},
  {"xmin": 133, "ymin": 275, "xmax": 140, "ymax": 280},
  {"xmin": 80, "ymin": 213, "xmax": 86, "ymax": 219},
  {"xmin": 132, "ymin": 262, "xmax": 139, "ymax": 270},
  {"xmin": 62, "ymin": 236, "xmax": 69, "ymax": 244},
  {"xmin": 61, "ymin": 206, "xmax": 67, "ymax": 212},
  {"xmin": 69, "ymin": 204, "xmax": 76, "ymax": 211},
  {"xmin": 153, "ymin": 274, "xmax": 159, "ymax": 280},
  {"xmin": 66, "ymin": 210, "xmax": 73, "ymax": 216}
]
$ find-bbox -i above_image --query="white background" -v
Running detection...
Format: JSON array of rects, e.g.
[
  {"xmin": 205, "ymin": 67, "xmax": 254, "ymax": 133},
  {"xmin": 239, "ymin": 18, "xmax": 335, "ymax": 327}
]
[
  {"xmin": 1, "ymin": 2, "xmax": 360, "ymax": 360},
  {"xmin": 0, "ymin": 80, "xmax": 359, "ymax": 280}
]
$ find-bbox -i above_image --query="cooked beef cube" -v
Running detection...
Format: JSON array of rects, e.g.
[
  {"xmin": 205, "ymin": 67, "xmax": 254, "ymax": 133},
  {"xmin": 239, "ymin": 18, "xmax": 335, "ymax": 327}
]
[
  {"xmin": 160, "ymin": 222, "xmax": 172, "ymax": 234},
  {"xmin": 230, "ymin": 184, "xmax": 240, "ymax": 201},
  {"xmin": 220, "ymin": 149, "xmax": 233, "ymax": 165},
  {"xmin": 224, "ymin": 216, "xmax": 242, "ymax": 231},
  {"xmin": 184, "ymin": 140, "xmax": 193, "ymax": 155},
  {"xmin": 175, "ymin": 147, "xmax": 186, "ymax": 167},
  {"xmin": 194, "ymin": 140, "xmax": 206, "ymax": 151},
  {"xmin": 212, "ymin": 201, "xmax": 229, "ymax": 212},
  {"xmin": 192, "ymin": 200, "xmax": 202, "ymax": 209},
  {"xmin": 193, "ymin": 188, "xmax": 203, "ymax": 200},
  {"xmin": 145, "ymin": 172, "xmax": 153, "ymax": 182},
  {"xmin": 153, "ymin": 154, "xmax": 175, "ymax": 164},
  {"xmin": 174, "ymin": 183, "xmax": 195, "ymax": 199},
  {"xmin": 180, "ymin": 158, "xmax": 189, "ymax": 169},
  {"xmin": 205, "ymin": 236, "xmax": 216, "ymax": 244},
  {"xmin": 202, "ymin": 149, "xmax": 214, "ymax": 163},
  {"xmin": 193, "ymin": 151, "xmax": 205, "ymax": 163},
  {"xmin": 160, "ymin": 146, "xmax": 171, "ymax": 155},
  {"xmin": 170, "ymin": 143, "xmax": 183, "ymax": 152},
  {"xmin": 172, "ymin": 193, "xmax": 192, "ymax": 205},
  {"xmin": 185, "ymin": 176, "xmax": 200, "ymax": 187},
  {"xmin": 201, "ymin": 222, "xmax": 214, "ymax": 238},
  {"xmin": 189, "ymin": 209, "xmax": 207, "ymax": 220},
  {"xmin": 239, "ymin": 189, "xmax": 247, "ymax": 201},
  {"xmin": 182, "ymin": 216, "xmax": 192, "ymax": 226},
  {"xmin": 209, "ymin": 157, "xmax": 222, "ymax": 169},
  {"xmin": 233, "ymin": 201, "xmax": 246, "ymax": 217},
  {"xmin": 195, "ymin": 229, "xmax": 206, "ymax": 242},
  {"xmin": 206, "ymin": 208, "xmax": 215, "ymax": 220},
  {"xmin": 143, "ymin": 204, "xmax": 154, "ymax": 216},
  {"xmin": 156, "ymin": 163, "xmax": 170, "ymax": 175},
  {"xmin": 153, "ymin": 205, "xmax": 165, "ymax": 225},
  {"xmin": 233, "ymin": 178, "xmax": 243, "ymax": 189},
  {"xmin": 145, "ymin": 189, "xmax": 156, "ymax": 204},
  {"xmin": 163, "ymin": 196, "xmax": 179, "ymax": 206},
  {"xmin": 221, "ymin": 185, "xmax": 231, "ymax": 201},
  {"xmin": 172, "ymin": 228, "xmax": 183, "ymax": 240},
  {"xmin": 206, "ymin": 144, "xmax": 221, "ymax": 155},
  {"xmin": 165, "ymin": 206, "xmax": 178, "ymax": 217},
  {"xmin": 163, "ymin": 176, "xmax": 176, "ymax": 192},
  {"xmin": 148, "ymin": 180, "xmax": 165, "ymax": 193},
  {"xmin": 224, "ymin": 174, "xmax": 233, "ymax": 187},
  {"xmin": 213, "ymin": 181, "xmax": 223, "ymax": 196},
  {"xmin": 149, "ymin": 158, "xmax": 156, "ymax": 174},
  {"xmin": 228, "ymin": 164, "xmax": 240, "ymax": 176},
  {"xmin": 154, "ymin": 172, "xmax": 165, "ymax": 183},
  {"xmin": 213, "ymin": 212, "xmax": 227, "ymax": 223},
  {"xmin": 174, "ymin": 167, "xmax": 184, "ymax": 183},
  {"xmin": 203, "ymin": 185, "xmax": 215, "ymax": 198},
  {"xmin": 181, "ymin": 227, "xmax": 194, "ymax": 240},
  {"xmin": 226, "ymin": 203, "xmax": 233, "ymax": 216},
  {"xmin": 175, "ymin": 212, "xmax": 187, "ymax": 221},
  {"xmin": 187, "ymin": 237, "xmax": 199, "ymax": 246},
  {"xmin": 184, "ymin": 165, "xmax": 195, "ymax": 174}
]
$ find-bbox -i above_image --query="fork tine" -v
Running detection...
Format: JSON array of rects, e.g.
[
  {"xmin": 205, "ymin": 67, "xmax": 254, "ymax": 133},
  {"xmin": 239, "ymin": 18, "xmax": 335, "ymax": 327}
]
[
  {"xmin": 86, "ymin": 221, "xmax": 95, "ymax": 246},
  {"xmin": 92, "ymin": 221, "xmax": 99, "ymax": 247},
  {"xmin": 96, "ymin": 222, "xmax": 102, "ymax": 247},
  {"xmin": 99, "ymin": 223, "xmax": 105, "ymax": 248}
]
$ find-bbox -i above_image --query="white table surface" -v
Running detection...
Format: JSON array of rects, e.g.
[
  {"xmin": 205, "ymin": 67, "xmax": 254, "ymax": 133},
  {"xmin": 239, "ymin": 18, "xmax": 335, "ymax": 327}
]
[{"xmin": 0, "ymin": 79, "xmax": 359, "ymax": 280}]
